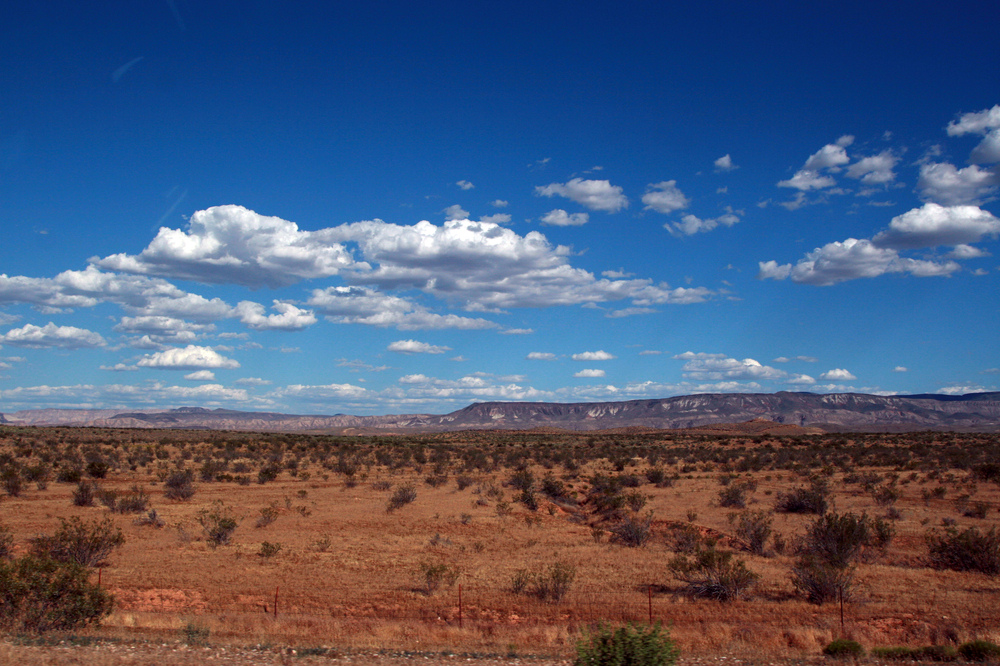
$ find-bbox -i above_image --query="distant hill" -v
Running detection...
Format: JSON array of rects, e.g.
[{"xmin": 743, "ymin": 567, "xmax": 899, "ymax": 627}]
[{"xmin": 2, "ymin": 391, "xmax": 998, "ymax": 433}]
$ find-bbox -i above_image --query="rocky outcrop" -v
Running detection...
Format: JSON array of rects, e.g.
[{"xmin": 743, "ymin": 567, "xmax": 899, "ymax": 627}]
[{"xmin": 2, "ymin": 391, "xmax": 998, "ymax": 432}]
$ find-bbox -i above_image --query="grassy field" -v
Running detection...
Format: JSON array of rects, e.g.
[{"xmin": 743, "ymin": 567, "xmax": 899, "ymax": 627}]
[{"xmin": 0, "ymin": 425, "xmax": 998, "ymax": 662}]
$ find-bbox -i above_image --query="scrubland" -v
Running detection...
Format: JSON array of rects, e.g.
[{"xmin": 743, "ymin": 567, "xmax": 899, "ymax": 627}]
[{"xmin": 0, "ymin": 425, "xmax": 998, "ymax": 664}]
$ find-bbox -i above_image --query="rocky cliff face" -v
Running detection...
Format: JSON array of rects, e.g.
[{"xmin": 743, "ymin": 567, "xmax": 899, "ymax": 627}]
[{"xmin": 2, "ymin": 391, "xmax": 998, "ymax": 432}]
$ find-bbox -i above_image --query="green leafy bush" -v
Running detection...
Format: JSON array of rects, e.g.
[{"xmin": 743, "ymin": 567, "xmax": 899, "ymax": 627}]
[
  {"xmin": 0, "ymin": 555, "xmax": 114, "ymax": 631},
  {"xmin": 574, "ymin": 623, "xmax": 680, "ymax": 666},
  {"xmin": 927, "ymin": 527, "xmax": 1000, "ymax": 575},
  {"xmin": 29, "ymin": 516, "xmax": 125, "ymax": 568},
  {"xmin": 822, "ymin": 638, "xmax": 864, "ymax": 658},
  {"xmin": 197, "ymin": 501, "xmax": 240, "ymax": 547}
]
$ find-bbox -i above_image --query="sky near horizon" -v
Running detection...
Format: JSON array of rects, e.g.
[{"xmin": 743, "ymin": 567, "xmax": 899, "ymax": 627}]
[{"xmin": 1, "ymin": 2, "xmax": 999, "ymax": 415}]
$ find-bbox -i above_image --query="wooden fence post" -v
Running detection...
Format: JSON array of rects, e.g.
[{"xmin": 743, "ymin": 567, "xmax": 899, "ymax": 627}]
[
  {"xmin": 458, "ymin": 584, "xmax": 463, "ymax": 629},
  {"xmin": 274, "ymin": 586, "xmax": 279, "ymax": 618}
]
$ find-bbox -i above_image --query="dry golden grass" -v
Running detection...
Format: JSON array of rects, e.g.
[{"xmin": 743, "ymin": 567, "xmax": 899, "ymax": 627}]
[{"xmin": 1, "ymin": 426, "xmax": 999, "ymax": 663}]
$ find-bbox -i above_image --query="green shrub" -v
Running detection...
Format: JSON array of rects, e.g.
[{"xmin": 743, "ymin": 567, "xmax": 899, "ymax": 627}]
[
  {"xmin": 29, "ymin": 516, "xmax": 125, "ymax": 568},
  {"xmin": 668, "ymin": 547, "xmax": 758, "ymax": 602},
  {"xmin": 111, "ymin": 485, "xmax": 150, "ymax": 514},
  {"xmin": 386, "ymin": 485, "xmax": 417, "ymax": 513},
  {"xmin": 800, "ymin": 512, "xmax": 893, "ymax": 568},
  {"xmin": 718, "ymin": 480, "xmax": 756, "ymax": 508},
  {"xmin": 511, "ymin": 561, "xmax": 576, "ymax": 602},
  {"xmin": 822, "ymin": 638, "xmax": 864, "ymax": 658},
  {"xmin": 913, "ymin": 645, "xmax": 959, "ymax": 662},
  {"xmin": 164, "ymin": 471, "xmax": 195, "ymax": 501},
  {"xmin": 610, "ymin": 511, "xmax": 654, "ymax": 548},
  {"xmin": 729, "ymin": 509, "xmax": 773, "ymax": 555},
  {"xmin": 574, "ymin": 623, "xmax": 680, "ymax": 666},
  {"xmin": 792, "ymin": 556, "xmax": 855, "ymax": 604},
  {"xmin": 197, "ymin": 501, "xmax": 239, "ymax": 547},
  {"xmin": 958, "ymin": 640, "xmax": 1000, "ymax": 662},
  {"xmin": 418, "ymin": 562, "xmax": 459, "ymax": 595},
  {"xmin": 870, "ymin": 646, "xmax": 915, "ymax": 661},
  {"xmin": 0, "ymin": 555, "xmax": 114, "ymax": 631},
  {"xmin": 775, "ymin": 479, "xmax": 830, "ymax": 514},
  {"xmin": 926, "ymin": 526, "xmax": 1000, "ymax": 575},
  {"xmin": 72, "ymin": 479, "xmax": 97, "ymax": 507},
  {"xmin": 257, "ymin": 541, "xmax": 282, "ymax": 559}
]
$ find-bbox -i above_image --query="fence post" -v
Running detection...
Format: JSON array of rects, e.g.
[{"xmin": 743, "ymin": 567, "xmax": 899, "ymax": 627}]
[
  {"xmin": 274, "ymin": 586, "xmax": 279, "ymax": 618},
  {"xmin": 458, "ymin": 584, "xmax": 463, "ymax": 629},
  {"xmin": 97, "ymin": 567, "xmax": 102, "ymax": 588}
]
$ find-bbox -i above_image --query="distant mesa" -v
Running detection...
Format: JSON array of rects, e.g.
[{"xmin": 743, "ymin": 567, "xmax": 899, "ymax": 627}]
[{"xmin": 1, "ymin": 391, "xmax": 998, "ymax": 433}]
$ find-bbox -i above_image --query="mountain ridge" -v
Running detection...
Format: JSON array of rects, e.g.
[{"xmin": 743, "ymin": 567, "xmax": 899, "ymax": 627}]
[{"xmin": 2, "ymin": 391, "xmax": 999, "ymax": 433}]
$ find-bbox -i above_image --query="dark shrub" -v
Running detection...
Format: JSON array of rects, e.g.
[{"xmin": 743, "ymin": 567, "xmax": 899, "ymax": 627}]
[
  {"xmin": 718, "ymin": 480, "xmax": 757, "ymax": 509},
  {"xmin": 508, "ymin": 468, "xmax": 535, "ymax": 492},
  {"xmin": 386, "ymin": 485, "xmax": 417, "ymax": 513},
  {"xmin": 164, "ymin": 471, "xmax": 195, "ymax": 500},
  {"xmin": 29, "ymin": 516, "xmax": 125, "ymax": 568},
  {"xmin": 729, "ymin": 509, "xmax": 773, "ymax": 555},
  {"xmin": 111, "ymin": 485, "xmax": 150, "ymax": 514},
  {"xmin": 257, "ymin": 464, "xmax": 280, "ymax": 484},
  {"xmin": 927, "ymin": 526, "xmax": 1000, "ymax": 575},
  {"xmin": 822, "ymin": 639, "xmax": 864, "ymax": 659},
  {"xmin": 1, "ymin": 466, "xmax": 23, "ymax": 497},
  {"xmin": 197, "ymin": 501, "xmax": 239, "ymax": 547},
  {"xmin": 668, "ymin": 547, "xmax": 758, "ymax": 602},
  {"xmin": 609, "ymin": 512, "xmax": 653, "ymax": 548},
  {"xmin": 800, "ymin": 512, "xmax": 893, "ymax": 569},
  {"xmin": 792, "ymin": 556, "xmax": 855, "ymax": 604},
  {"xmin": 72, "ymin": 479, "xmax": 98, "ymax": 507},
  {"xmin": 0, "ymin": 555, "xmax": 114, "ymax": 631},
  {"xmin": 574, "ymin": 623, "xmax": 680, "ymax": 666},
  {"xmin": 775, "ymin": 479, "xmax": 829, "ymax": 514},
  {"xmin": 958, "ymin": 640, "xmax": 1000, "ymax": 662},
  {"xmin": 85, "ymin": 460, "xmax": 109, "ymax": 479},
  {"xmin": 0, "ymin": 523, "xmax": 12, "ymax": 560},
  {"xmin": 56, "ymin": 466, "xmax": 83, "ymax": 484}
]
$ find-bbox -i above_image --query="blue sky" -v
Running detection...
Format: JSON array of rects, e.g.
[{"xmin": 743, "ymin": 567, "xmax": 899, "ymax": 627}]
[{"xmin": 1, "ymin": 1, "xmax": 998, "ymax": 415}]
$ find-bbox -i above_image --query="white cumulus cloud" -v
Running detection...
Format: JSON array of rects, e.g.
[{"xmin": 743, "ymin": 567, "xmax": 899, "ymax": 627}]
[
  {"xmin": 527, "ymin": 352, "xmax": 557, "ymax": 360},
  {"xmin": 642, "ymin": 181, "xmax": 690, "ymax": 214},
  {"xmin": 574, "ymin": 369, "xmax": 606, "ymax": 378},
  {"xmin": 917, "ymin": 163, "xmax": 999, "ymax": 206},
  {"xmin": 873, "ymin": 203, "xmax": 1000, "ymax": 249},
  {"xmin": 387, "ymin": 339, "xmax": 451, "ymax": 354},
  {"xmin": 235, "ymin": 301, "xmax": 318, "ymax": 330},
  {"xmin": 137, "ymin": 345, "xmax": 240, "ymax": 369},
  {"xmin": 1, "ymin": 323, "xmax": 105, "ymax": 349},
  {"xmin": 820, "ymin": 368, "xmax": 857, "ymax": 381},
  {"xmin": 535, "ymin": 178, "xmax": 628, "ymax": 213},
  {"xmin": 540, "ymin": 209, "xmax": 589, "ymax": 226},
  {"xmin": 571, "ymin": 350, "xmax": 615, "ymax": 361},
  {"xmin": 714, "ymin": 154, "xmax": 737, "ymax": 172}
]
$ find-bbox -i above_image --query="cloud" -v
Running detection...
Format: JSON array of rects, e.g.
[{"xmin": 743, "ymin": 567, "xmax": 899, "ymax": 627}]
[
  {"xmin": 758, "ymin": 203, "xmax": 994, "ymax": 285},
  {"xmin": 1, "ymin": 323, "xmax": 105, "ymax": 349},
  {"xmin": 137, "ymin": 345, "xmax": 240, "ymax": 369},
  {"xmin": 714, "ymin": 154, "xmax": 737, "ymax": 172},
  {"xmin": 758, "ymin": 238, "xmax": 960, "ymax": 286},
  {"xmin": 676, "ymin": 353, "xmax": 785, "ymax": 381},
  {"xmin": 917, "ymin": 163, "xmax": 999, "ymax": 205},
  {"xmin": 500, "ymin": 328, "xmax": 533, "ymax": 335},
  {"xmin": 846, "ymin": 150, "xmax": 899, "ymax": 185},
  {"xmin": 642, "ymin": 181, "xmax": 690, "ymax": 214},
  {"xmin": 787, "ymin": 374, "xmax": 816, "ymax": 385},
  {"xmin": 444, "ymin": 204, "xmax": 470, "ymax": 221},
  {"xmin": 93, "ymin": 205, "xmax": 355, "ymax": 288},
  {"xmin": 666, "ymin": 211, "xmax": 740, "ymax": 237},
  {"xmin": 946, "ymin": 105, "xmax": 1000, "ymax": 164},
  {"xmin": 479, "ymin": 213, "xmax": 511, "ymax": 225},
  {"xmin": 535, "ymin": 178, "xmax": 628, "ymax": 212},
  {"xmin": 490, "ymin": 199, "xmax": 509, "ymax": 208},
  {"xmin": 184, "ymin": 370, "xmax": 216, "ymax": 381},
  {"xmin": 571, "ymin": 350, "xmax": 615, "ymax": 361},
  {"xmin": 778, "ymin": 136, "xmax": 854, "ymax": 191},
  {"xmin": 527, "ymin": 352, "xmax": 557, "ymax": 360},
  {"xmin": 892, "ymin": 366, "xmax": 908, "ymax": 372},
  {"xmin": 947, "ymin": 244, "xmax": 991, "ymax": 259},
  {"xmin": 308, "ymin": 286, "xmax": 496, "ymax": 330},
  {"xmin": 235, "ymin": 301, "xmax": 317, "ymax": 330},
  {"xmin": 820, "ymin": 368, "xmax": 857, "ymax": 381},
  {"xmin": 111, "ymin": 56, "xmax": 144, "ymax": 83},
  {"xmin": 574, "ymin": 369, "xmax": 606, "ymax": 378},
  {"xmin": 100, "ymin": 363, "xmax": 138, "ymax": 372},
  {"xmin": 386, "ymin": 339, "xmax": 451, "ymax": 354},
  {"xmin": 456, "ymin": 180, "xmax": 475, "ymax": 190},
  {"xmin": 872, "ymin": 203, "xmax": 1000, "ymax": 249},
  {"xmin": 540, "ymin": 209, "xmax": 589, "ymax": 226}
]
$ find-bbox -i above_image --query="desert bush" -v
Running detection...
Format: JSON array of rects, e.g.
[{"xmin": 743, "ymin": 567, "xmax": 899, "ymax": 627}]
[
  {"xmin": 182, "ymin": 620, "xmax": 211, "ymax": 645},
  {"xmin": 531, "ymin": 561, "xmax": 576, "ymax": 602},
  {"xmin": 258, "ymin": 541, "xmax": 283, "ymax": 559},
  {"xmin": 958, "ymin": 640, "xmax": 1000, "ymax": 662},
  {"xmin": 22, "ymin": 464, "xmax": 50, "ymax": 490},
  {"xmin": 871, "ymin": 645, "xmax": 959, "ymax": 662},
  {"xmin": 963, "ymin": 501, "xmax": 990, "ymax": 519},
  {"xmin": 541, "ymin": 473, "xmax": 571, "ymax": 502},
  {"xmin": 0, "ymin": 555, "xmax": 114, "ymax": 632},
  {"xmin": 668, "ymin": 547, "xmax": 758, "ymax": 602},
  {"xmin": 609, "ymin": 512, "xmax": 653, "ymax": 548},
  {"xmin": 799, "ymin": 512, "xmax": 893, "ymax": 569},
  {"xmin": 255, "ymin": 504, "xmax": 280, "ymax": 528},
  {"xmin": 197, "ymin": 501, "xmax": 239, "ymax": 547},
  {"xmin": 718, "ymin": 480, "xmax": 757, "ymax": 509},
  {"xmin": 386, "ymin": 485, "xmax": 417, "ymax": 513},
  {"xmin": 29, "ymin": 516, "xmax": 125, "ymax": 568},
  {"xmin": 111, "ymin": 485, "xmax": 150, "ymax": 514},
  {"xmin": 72, "ymin": 479, "xmax": 98, "ymax": 507},
  {"xmin": 1, "ymin": 466, "xmax": 23, "ymax": 497},
  {"xmin": 418, "ymin": 562, "xmax": 459, "ymax": 595},
  {"xmin": 775, "ymin": 479, "xmax": 829, "ymax": 514},
  {"xmin": 164, "ymin": 471, "xmax": 195, "ymax": 500},
  {"xmin": 926, "ymin": 526, "xmax": 1000, "ymax": 575},
  {"xmin": 574, "ymin": 622, "xmax": 680, "ymax": 666},
  {"xmin": 455, "ymin": 475, "xmax": 474, "ymax": 491},
  {"xmin": 0, "ymin": 523, "xmax": 12, "ymax": 560},
  {"xmin": 729, "ymin": 509, "xmax": 773, "ymax": 555},
  {"xmin": 822, "ymin": 638, "xmax": 864, "ymax": 658},
  {"xmin": 133, "ymin": 509, "xmax": 164, "ymax": 528},
  {"xmin": 257, "ymin": 464, "xmax": 280, "ymax": 484},
  {"xmin": 85, "ymin": 459, "xmax": 109, "ymax": 479},
  {"xmin": 871, "ymin": 484, "xmax": 901, "ymax": 507},
  {"xmin": 669, "ymin": 524, "xmax": 706, "ymax": 554},
  {"xmin": 791, "ymin": 556, "xmax": 855, "ymax": 604},
  {"xmin": 624, "ymin": 490, "xmax": 648, "ymax": 513},
  {"xmin": 56, "ymin": 466, "xmax": 83, "ymax": 484}
]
